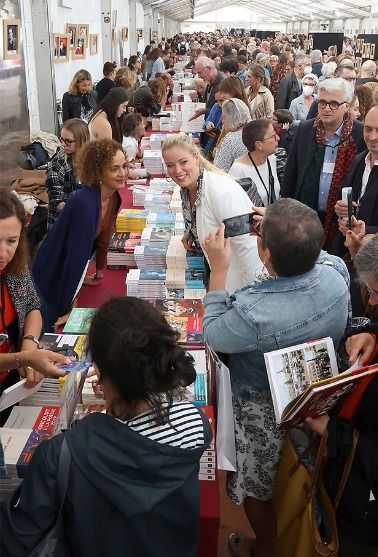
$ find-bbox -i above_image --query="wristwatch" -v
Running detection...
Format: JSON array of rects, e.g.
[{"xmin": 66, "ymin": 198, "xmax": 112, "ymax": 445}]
[{"xmin": 22, "ymin": 335, "xmax": 41, "ymax": 348}]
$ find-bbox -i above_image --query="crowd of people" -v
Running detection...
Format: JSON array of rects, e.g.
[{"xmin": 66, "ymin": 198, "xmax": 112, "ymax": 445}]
[{"xmin": 0, "ymin": 27, "xmax": 378, "ymax": 557}]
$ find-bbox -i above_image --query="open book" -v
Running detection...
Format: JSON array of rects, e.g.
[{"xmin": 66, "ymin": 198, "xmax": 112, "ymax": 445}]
[{"xmin": 264, "ymin": 337, "xmax": 378, "ymax": 427}]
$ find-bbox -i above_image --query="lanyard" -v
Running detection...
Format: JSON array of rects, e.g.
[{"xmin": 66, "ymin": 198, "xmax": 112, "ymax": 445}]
[
  {"xmin": 248, "ymin": 153, "xmax": 276, "ymax": 205},
  {"xmin": 0, "ymin": 277, "xmax": 6, "ymax": 332}
]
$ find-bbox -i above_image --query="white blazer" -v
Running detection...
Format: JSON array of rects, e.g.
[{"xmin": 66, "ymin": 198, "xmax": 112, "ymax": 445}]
[{"xmin": 196, "ymin": 169, "xmax": 261, "ymax": 293}]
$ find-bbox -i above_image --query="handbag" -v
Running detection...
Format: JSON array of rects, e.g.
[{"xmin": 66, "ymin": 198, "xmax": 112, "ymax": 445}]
[
  {"xmin": 273, "ymin": 427, "xmax": 359, "ymax": 557},
  {"xmin": 27, "ymin": 438, "xmax": 71, "ymax": 557}
]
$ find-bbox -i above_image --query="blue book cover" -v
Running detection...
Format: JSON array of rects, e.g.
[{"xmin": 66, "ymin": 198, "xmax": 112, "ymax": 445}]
[{"xmin": 139, "ymin": 269, "xmax": 166, "ymax": 281}]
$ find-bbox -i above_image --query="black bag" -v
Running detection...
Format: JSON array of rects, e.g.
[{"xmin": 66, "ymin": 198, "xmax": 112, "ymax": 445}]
[
  {"xmin": 17, "ymin": 142, "xmax": 49, "ymax": 170},
  {"xmin": 27, "ymin": 438, "xmax": 71, "ymax": 557},
  {"xmin": 179, "ymin": 42, "xmax": 187, "ymax": 55}
]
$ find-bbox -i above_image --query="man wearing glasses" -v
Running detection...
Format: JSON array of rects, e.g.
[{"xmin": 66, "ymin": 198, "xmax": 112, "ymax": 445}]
[
  {"xmin": 191, "ymin": 57, "xmax": 225, "ymax": 122},
  {"xmin": 282, "ymin": 78, "xmax": 365, "ymax": 248}
]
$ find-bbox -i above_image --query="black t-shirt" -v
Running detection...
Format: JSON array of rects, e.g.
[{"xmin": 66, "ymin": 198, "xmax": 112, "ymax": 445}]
[{"xmin": 95, "ymin": 77, "xmax": 115, "ymax": 102}]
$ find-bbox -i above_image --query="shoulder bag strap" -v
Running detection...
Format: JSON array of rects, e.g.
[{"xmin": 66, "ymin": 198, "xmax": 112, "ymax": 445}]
[
  {"xmin": 333, "ymin": 428, "xmax": 359, "ymax": 512},
  {"xmin": 308, "ymin": 430, "xmax": 329, "ymax": 502},
  {"xmin": 57, "ymin": 437, "xmax": 71, "ymax": 509}
]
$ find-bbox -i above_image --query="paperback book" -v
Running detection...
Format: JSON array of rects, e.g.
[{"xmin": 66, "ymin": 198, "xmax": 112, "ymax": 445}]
[
  {"xmin": 63, "ymin": 308, "xmax": 96, "ymax": 334},
  {"xmin": 264, "ymin": 337, "xmax": 378, "ymax": 426}
]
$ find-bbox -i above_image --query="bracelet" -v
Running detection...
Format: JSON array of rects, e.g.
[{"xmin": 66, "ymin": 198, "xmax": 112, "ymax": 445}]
[
  {"xmin": 15, "ymin": 352, "xmax": 23, "ymax": 369},
  {"xmin": 22, "ymin": 335, "xmax": 41, "ymax": 348}
]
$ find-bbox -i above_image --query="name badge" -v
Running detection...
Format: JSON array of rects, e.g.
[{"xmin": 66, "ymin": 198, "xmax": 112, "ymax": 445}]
[{"xmin": 323, "ymin": 162, "xmax": 335, "ymax": 174}]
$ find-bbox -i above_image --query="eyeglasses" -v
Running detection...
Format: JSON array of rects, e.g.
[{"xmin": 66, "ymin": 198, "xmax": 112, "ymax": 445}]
[
  {"xmin": 60, "ymin": 137, "xmax": 76, "ymax": 145},
  {"xmin": 344, "ymin": 77, "xmax": 356, "ymax": 82},
  {"xmin": 262, "ymin": 133, "xmax": 277, "ymax": 141},
  {"xmin": 318, "ymin": 100, "xmax": 347, "ymax": 110},
  {"xmin": 197, "ymin": 66, "xmax": 210, "ymax": 76}
]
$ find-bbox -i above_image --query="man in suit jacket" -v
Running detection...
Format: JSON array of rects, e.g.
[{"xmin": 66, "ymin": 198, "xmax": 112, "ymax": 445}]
[
  {"xmin": 282, "ymin": 78, "xmax": 366, "ymax": 248},
  {"xmin": 334, "ymin": 105, "xmax": 378, "ymax": 242},
  {"xmin": 275, "ymin": 54, "xmax": 312, "ymax": 109}
]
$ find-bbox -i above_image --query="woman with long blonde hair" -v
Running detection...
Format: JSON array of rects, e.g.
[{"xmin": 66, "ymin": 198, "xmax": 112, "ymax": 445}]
[
  {"xmin": 162, "ymin": 133, "xmax": 261, "ymax": 293},
  {"xmin": 62, "ymin": 69, "xmax": 97, "ymax": 123}
]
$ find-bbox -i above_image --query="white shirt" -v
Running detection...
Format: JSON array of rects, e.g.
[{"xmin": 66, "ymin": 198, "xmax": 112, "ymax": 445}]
[
  {"xmin": 122, "ymin": 136, "xmax": 138, "ymax": 162},
  {"xmin": 229, "ymin": 154, "xmax": 281, "ymax": 206},
  {"xmin": 361, "ymin": 152, "xmax": 378, "ymax": 200}
]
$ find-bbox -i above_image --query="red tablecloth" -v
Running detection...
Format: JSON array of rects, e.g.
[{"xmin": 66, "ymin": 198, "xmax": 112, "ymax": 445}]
[{"xmin": 78, "ymin": 181, "xmax": 220, "ymax": 557}]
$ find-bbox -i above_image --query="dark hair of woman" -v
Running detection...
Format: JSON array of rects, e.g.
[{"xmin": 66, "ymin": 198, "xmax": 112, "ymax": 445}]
[
  {"xmin": 88, "ymin": 297, "xmax": 196, "ymax": 424},
  {"xmin": 128, "ymin": 55, "xmax": 140, "ymax": 70},
  {"xmin": 148, "ymin": 77, "xmax": 167, "ymax": 106},
  {"xmin": 0, "ymin": 189, "xmax": 28, "ymax": 275},
  {"xmin": 146, "ymin": 47, "xmax": 161, "ymax": 61},
  {"xmin": 242, "ymin": 119, "xmax": 271, "ymax": 152},
  {"xmin": 76, "ymin": 139, "xmax": 126, "ymax": 187},
  {"xmin": 122, "ymin": 112, "xmax": 143, "ymax": 136},
  {"xmin": 356, "ymin": 85, "xmax": 374, "ymax": 121},
  {"xmin": 143, "ymin": 45, "xmax": 151, "ymax": 57},
  {"xmin": 217, "ymin": 75, "xmax": 250, "ymax": 111},
  {"xmin": 89, "ymin": 87, "xmax": 128, "ymax": 144}
]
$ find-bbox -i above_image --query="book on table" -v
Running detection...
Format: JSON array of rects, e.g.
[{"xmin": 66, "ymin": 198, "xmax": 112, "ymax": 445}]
[
  {"xmin": 62, "ymin": 308, "xmax": 96, "ymax": 334},
  {"xmin": 264, "ymin": 336, "xmax": 378, "ymax": 427}
]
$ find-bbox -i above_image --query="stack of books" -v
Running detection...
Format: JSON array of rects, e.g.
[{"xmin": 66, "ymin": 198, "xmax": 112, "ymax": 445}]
[
  {"xmin": 144, "ymin": 192, "xmax": 173, "ymax": 213},
  {"xmin": 149, "ymin": 178, "xmax": 176, "ymax": 192},
  {"xmin": 126, "ymin": 268, "xmax": 167, "ymax": 298},
  {"xmin": 143, "ymin": 150, "xmax": 164, "ymax": 175},
  {"xmin": 147, "ymin": 212, "xmax": 185, "ymax": 234},
  {"xmin": 107, "ymin": 231, "xmax": 141, "ymax": 268},
  {"xmin": 165, "ymin": 267, "xmax": 206, "ymax": 290},
  {"xmin": 116, "ymin": 209, "xmax": 148, "ymax": 233},
  {"xmin": 0, "ymin": 428, "xmax": 53, "ymax": 478},
  {"xmin": 129, "ymin": 185, "xmax": 150, "ymax": 206},
  {"xmin": 199, "ymin": 406, "xmax": 216, "ymax": 481},
  {"xmin": 166, "ymin": 235, "xmax": 187, "ymax": 269},
  {"xmin": 141, "ymin": 227, "xmax": 172, "ymax": 246},
  {"xmin": 149, "ymin": 133, "xmax": 169, "ymax": 150},
  {"xmin": 134, "ymin": 244, "xmax": 168, "ymax": 269},
  {"xmin": 169, "ymin": 187, "xmax": 182, "ymax": 213},
  {"xmin": 149, "ymin": 299, "xmax": 204, "ymax": 346}
]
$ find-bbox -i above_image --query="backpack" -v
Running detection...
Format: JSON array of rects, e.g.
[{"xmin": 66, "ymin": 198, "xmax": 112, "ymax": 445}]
[{"xmin": 179, "ymin": 42, "xmax": 187, "ymax": 55}]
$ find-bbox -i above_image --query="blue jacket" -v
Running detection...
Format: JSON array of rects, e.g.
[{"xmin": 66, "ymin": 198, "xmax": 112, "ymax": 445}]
[
  {"xmin": 33, "ymin": 187, "xmax": 120, "ymax": 317},
  {"xmin": 203, "ymin": 254, "xmax": 350, "ymax": 396},
  {"xmin": 1, "ymin": 411, "xmax": 212, "ymax": 557}
]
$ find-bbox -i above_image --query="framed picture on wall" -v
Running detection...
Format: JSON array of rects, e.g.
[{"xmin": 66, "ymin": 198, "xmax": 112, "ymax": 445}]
[
  {"xmin": 3, "ymin": 19, "xmax": 21, "ymax": 60},
  {"xmin": 89, "ymin": 34, "xmax": 98, "ymax": 55},
  {"xmin": 66, "ymin": 24, "xmax": 77, "ymax": 49},
  {"xmin": 77, "ymin": 24, "xmax": 89, "ymax": 47},
  {"xmin": 72, "ymin": 35, "xmax": 86, "ymax": 59},
  {"xmin": 53, "ymin": 33, "xmax": 69, "ymax": 63},
  {"xmin": 362, "ymin": 42, "xmax": 370, "ymax": 58},
  {"xmin": 122, "ymin": 27, "xmax": 128, "ymax": 41},
  {"xmin": 137, "ymin": 28, "xmax": 143, "ymax": 40},
  {"xmin": 370, "ymin": 44, "xmax": 376, "ymax": 60}
]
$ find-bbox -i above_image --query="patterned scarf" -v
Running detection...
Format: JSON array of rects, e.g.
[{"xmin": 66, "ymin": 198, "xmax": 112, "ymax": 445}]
[{"xmin": 314, "ymin": 112, "xmax": 358, "ymax": 249}]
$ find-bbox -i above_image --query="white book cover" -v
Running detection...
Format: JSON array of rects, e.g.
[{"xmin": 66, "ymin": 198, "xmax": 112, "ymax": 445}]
[
  {"xmin": 264, "ymin": 337, "xmax": 338, "ymax": 423},
  {"xmin": 0, "ymin": 379, "xmax": 42, "ymax": 412},
  {"xmin": 0, "ymin": 428, "xmax": 32, "ymax": 464}
]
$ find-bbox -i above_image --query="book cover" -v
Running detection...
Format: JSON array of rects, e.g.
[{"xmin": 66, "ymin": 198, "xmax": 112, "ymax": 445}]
[
  {"xmin": 63, "ymin": 308, "xmax": 96, "ymax": 334},
  {"xmin": 39, "ymin": 333, "xmax": 87, "ymax": 360},
  {"xmin": 264, "ymin": 337, "xmax": 337, "ymax": 424},
  {"xmin": 16, "ymin": 429, "xmax": 52, "ymax": 477},
  {"xmin": 155, "ymin": 298, "xmax": 204, "ymax": 318},
  {"xmin": 264, "ymin": 337, "xmax": 378, "ymax": 426},
  {"xmin": 4, "ymin": 406, "xmax": 60, "ymax": 431}
]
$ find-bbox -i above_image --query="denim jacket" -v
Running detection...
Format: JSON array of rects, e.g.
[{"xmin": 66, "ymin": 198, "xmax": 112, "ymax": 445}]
[{"xmin": 203, "ymin": 254, "xmax": 350, "ymax": 399}]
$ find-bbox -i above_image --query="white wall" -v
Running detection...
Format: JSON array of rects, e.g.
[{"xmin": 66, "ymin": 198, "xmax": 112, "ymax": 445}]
[
  {"xmin": 48, "ymin": 0, "xmax": 103, "ymax": 99},
  {"xmin": 21, "ymin": 0, "xmax": 40, "ymax": 132}
]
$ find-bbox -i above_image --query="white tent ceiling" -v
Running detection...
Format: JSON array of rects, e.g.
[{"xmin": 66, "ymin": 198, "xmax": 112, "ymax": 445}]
[{"xmin": 142, "ymin": 0, "xmax": 372, "ymax": 23}]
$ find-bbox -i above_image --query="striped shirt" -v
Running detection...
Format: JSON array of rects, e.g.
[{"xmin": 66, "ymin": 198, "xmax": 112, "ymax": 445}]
[{"xmin": 125, "ymin": 400, "xmax": 205, "ymax": 449}]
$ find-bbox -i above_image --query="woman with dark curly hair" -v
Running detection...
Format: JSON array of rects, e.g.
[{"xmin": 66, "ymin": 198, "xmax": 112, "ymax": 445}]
[
  {"xmin": 33, "ymin": 139, "xmax": 127, "ymax": 331},
  {"xmin": 1, "ymin": 297, "xmax": 212, "ymax": 557}
]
